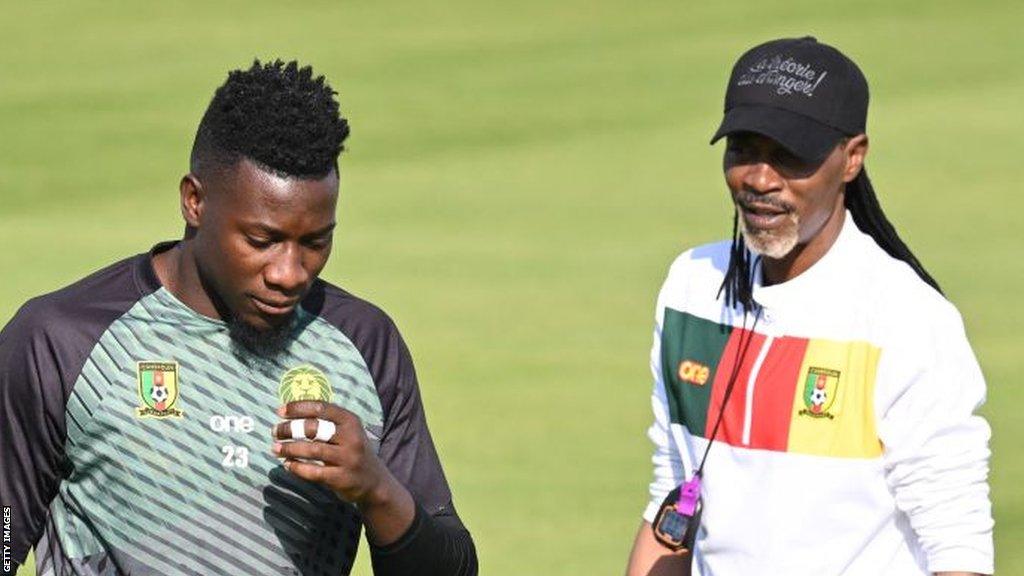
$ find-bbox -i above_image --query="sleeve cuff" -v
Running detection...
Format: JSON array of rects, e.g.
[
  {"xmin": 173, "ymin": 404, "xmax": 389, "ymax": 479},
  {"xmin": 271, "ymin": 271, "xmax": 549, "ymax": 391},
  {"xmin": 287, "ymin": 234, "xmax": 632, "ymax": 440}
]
[
  {"xmin": 643, "ymin": 500, "xmax": 662, "ymax": 524},
  {"xmin": 927, "ymin": 547, "xmax": 994, "ymax": 575},
  {"xmin": 367, "ymin": 502, "xmax": 478, "ymax": 576},
  {"xmin": 368, "ymin": 501, "xmax": 425, "ymax": 557}
]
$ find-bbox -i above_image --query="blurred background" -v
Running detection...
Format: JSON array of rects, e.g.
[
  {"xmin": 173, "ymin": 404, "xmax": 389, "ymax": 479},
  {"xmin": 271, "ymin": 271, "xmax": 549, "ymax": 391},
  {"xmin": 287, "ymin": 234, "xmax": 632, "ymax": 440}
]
[{"xmin": 2, "ymin": 1, "xmax": 1021, "ymax": 574}]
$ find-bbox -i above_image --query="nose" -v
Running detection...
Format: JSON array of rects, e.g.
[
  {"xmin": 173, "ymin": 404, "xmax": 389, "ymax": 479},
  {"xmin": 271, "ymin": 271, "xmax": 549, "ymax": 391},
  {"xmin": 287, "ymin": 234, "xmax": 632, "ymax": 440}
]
[
  {"xmin": 741, "ymin": 161, "xmax": 783, "ymax": 195},
  {"xmin": 264, "ymin": 243, "xmax": 310, "ymax": 293}
]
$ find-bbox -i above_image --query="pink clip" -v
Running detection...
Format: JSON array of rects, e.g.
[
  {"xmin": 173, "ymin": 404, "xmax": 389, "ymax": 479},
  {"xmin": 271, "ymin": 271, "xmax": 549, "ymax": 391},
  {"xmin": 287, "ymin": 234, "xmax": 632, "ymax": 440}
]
[{"xmin": 675, "ymin": 476, "xmax": 701, "ymax": 516}]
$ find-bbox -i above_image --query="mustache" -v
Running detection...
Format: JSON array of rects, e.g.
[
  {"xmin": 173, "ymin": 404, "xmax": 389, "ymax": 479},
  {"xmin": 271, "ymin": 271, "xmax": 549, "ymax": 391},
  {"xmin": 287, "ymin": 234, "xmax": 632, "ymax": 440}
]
[{"xmin": 733, "ymin": 191, "xmax": 795, "ymax": 212}]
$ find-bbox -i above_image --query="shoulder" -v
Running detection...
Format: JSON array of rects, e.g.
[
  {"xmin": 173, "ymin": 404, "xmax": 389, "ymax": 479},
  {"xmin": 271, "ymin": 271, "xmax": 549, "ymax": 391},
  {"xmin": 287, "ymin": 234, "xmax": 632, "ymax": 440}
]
[
  {"xmin": 664, "ymin": 240, "xmax": 733, "ymax": 282},
  {"xmin": 655, "ymin": 240, "xmax": 732, "ymax": 316},
  {"xmin": 2, "ymin": 253, "xmax": 149, "ymax": 346},
  {"xmin": 660, "ymin": 240, "xmax": 733, "ymax": 292},
  {"xmin": 303, "ymin": 280, "xmax": 421, "ymax": 423},
  {"xmin": 301, "ymin": 279, "xmax": 402, "ymax": 344},
  {"xmin": 1, "ymin": 253, "xmax": 150, "ymax": 391},
  {"xmin": 300, "ymin": 279, "xmax": 412, "ymax": 379},
  {"xmin": 850, "ymin": 233, "xmax": 967, "ymax": 349}
]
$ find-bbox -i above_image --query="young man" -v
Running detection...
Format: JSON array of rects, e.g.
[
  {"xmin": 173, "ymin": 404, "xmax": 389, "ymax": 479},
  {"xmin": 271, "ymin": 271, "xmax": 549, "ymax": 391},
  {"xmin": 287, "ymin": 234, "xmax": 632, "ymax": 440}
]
[
  {"xmin": 0, "ymin": 60, "xmax": 477, "ymax": 576},
  {"xmin": 626, "ymin": 38, "xmax": 993, "ymax": 575}
]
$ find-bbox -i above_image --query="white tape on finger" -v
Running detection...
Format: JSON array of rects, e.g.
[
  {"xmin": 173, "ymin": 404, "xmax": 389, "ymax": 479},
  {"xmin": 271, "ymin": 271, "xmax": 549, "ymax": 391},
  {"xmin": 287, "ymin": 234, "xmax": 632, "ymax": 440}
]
[
  {"xmin": 314, "ymin": 419, "xmax": 336, "ymax": 442},
  {"xmin": 289, "ymin": 419, "xmax": 306, "ymax": 441}
]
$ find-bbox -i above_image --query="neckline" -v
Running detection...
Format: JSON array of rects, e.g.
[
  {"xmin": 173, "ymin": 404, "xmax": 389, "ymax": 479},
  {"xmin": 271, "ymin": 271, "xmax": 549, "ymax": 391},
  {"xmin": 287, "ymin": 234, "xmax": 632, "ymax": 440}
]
[{"xmin": 136, "ymin": 241, "xmax": 228, "ymax": 327}]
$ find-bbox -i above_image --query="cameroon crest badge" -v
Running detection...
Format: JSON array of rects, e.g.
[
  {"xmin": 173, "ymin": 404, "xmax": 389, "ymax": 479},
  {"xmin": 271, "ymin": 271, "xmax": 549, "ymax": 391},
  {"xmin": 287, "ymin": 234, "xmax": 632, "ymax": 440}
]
[
  {"xmin": 799, "ymin": 366, "xmax": 840, "ymax": 419},
  {"xmin": 136, "ymin": 361, "xmax": 184, "ymax": 418}
]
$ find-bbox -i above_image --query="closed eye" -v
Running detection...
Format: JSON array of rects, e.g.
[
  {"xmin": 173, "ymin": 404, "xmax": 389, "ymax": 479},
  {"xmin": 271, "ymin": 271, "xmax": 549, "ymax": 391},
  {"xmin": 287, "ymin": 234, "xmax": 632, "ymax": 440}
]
[
  {"xmin": 246, "ymin": 235, "xmax": 274, "ymax": 249},
  {"xmin": 303, "ymin": 236, "xmax": 332, "ymax": 250},
  {"xmin": 301, "ymin": 225, "xmax": 336, "ymax": 250}
]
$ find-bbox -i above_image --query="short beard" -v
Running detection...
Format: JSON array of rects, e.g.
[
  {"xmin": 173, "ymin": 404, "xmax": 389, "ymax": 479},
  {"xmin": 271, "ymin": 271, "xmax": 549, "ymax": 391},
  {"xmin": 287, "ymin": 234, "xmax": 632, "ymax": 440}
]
[
  {"xmin": 227, "ymin": 314, "xmax": 296, "ymax": 358},
  {"xmin": 737, "ymin": 210, "xmax": 800, "ymax": 259}
]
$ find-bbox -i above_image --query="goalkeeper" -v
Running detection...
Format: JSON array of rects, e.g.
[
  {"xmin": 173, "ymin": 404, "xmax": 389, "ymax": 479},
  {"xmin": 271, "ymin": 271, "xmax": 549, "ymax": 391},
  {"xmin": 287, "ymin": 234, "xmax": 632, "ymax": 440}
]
[{"xmin": 1, "ymin": 59, "xmax": 477, "ymax": 576}]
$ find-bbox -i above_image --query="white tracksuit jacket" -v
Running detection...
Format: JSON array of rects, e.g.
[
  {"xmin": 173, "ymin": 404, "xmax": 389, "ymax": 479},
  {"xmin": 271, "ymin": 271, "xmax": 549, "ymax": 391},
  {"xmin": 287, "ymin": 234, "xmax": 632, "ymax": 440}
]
[{"xmin": 643, "ymin": 213, "xmax": 994, "ymax": 575}]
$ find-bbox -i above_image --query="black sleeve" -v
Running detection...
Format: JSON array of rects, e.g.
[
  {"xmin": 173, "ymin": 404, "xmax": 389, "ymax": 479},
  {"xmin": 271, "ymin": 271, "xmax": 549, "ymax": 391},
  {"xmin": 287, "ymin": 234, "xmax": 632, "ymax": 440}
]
[
  {"xmin": 308, "ymin": 282, "xmax": 477, "ymax": 572},
  {"xmin": 0, "ymin": 255, "xmax": 151, "ymax": 568},
  {"xmin": 0, "ymin": 299, "xmax": 73, "ymax": 568},
  {"xmin": 369, "ymin": 503, "xmax": 478, "ymax": 576},
  {"xmin": 311, "ymin": 283, "xmax": 463, "ymax": 517},
  {"xmin": 373, "ymin": 324, "xmax": 456, "ymax": 518},
  {"xmin": 365, "ymin": 328, "xmax": 477, "ymax": 574}
]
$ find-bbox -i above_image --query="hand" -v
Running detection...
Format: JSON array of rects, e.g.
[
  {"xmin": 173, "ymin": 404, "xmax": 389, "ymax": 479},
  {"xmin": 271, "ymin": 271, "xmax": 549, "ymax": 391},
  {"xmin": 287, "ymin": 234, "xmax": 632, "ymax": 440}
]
[
  {"xmin": 270, "ymin": 401, "xmax": 415, "ymax": 544},
  {"xmin": 271, "ymin": 400, "xmax": 384, "ymax": 504}
]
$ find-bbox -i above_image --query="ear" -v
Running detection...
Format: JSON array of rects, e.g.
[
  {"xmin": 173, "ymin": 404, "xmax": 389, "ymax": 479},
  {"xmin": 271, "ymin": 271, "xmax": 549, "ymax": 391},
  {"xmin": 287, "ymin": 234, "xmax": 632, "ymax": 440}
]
[
  {"xmin": 180, "ymin": 174, "xmax": 205, "ymax": 228},
  {"xmin": 841, "ymin": 134, "xmax": 869, "ymax": 183}
]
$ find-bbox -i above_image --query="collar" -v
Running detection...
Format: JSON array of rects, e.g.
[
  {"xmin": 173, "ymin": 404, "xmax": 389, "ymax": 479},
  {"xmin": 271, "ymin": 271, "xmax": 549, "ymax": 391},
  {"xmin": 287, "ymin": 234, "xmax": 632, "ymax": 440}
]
[{"xmin": 135, "ymin": 240, "xmax": 178, "ymax": 294}]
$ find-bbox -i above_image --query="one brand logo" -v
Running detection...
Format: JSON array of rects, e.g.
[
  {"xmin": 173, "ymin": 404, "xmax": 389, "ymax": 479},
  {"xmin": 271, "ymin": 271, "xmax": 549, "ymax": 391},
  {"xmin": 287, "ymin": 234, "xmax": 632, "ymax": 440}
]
[
  {"xmin": 209, "ymin": 414, "xmax": 255, "ymax": 433},
  {"xmin": 279, "ymin": 365, "xmax": 333, "ymax": 404},
  {"xmin": 799, "ymin": 366, "xmax": 840, "ymax": 419},
  {"xmin": 736, "ymin": 53, "xmax": 828, "ymax": 97},
  {"xmin": 136, "ymin": 361, "xmax": 184, "ymax": 418},
  {"xmin": 677, "ymin": 360, "xmax": 710, "ymax": 386}
]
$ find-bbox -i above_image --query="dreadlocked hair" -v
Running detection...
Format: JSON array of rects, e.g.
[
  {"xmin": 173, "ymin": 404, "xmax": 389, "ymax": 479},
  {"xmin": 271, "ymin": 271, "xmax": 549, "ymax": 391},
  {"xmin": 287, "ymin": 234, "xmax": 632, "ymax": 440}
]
[
  {"xmin": 718, "ymin": 166, "xmax": 943, "ymax": 315},
  {"xmin": 718, "ymin": 211, "xmax": 759, "ymax": 314},
  {"xmin": 191, "ymin": 59, "xmax": 350, "ymax": 179},
  {"xmin": 844, "ymin": 168, "xmax": 942, "ymax": 294}
]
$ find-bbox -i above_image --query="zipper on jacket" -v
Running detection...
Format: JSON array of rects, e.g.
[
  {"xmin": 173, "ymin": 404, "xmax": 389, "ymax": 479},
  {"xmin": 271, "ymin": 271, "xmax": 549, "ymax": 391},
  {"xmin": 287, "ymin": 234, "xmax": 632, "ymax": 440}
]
[{"xmin": 742, "ymin": 335, "xmax": 774, "ymax": 446}]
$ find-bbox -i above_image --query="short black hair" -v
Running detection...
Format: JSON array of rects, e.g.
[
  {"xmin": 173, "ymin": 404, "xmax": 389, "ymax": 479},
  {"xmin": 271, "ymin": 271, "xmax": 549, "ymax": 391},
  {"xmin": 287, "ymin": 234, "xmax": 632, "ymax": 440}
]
[{"xmin": 190, "ymin": 59, "xmax": 350, "ymax": 179}]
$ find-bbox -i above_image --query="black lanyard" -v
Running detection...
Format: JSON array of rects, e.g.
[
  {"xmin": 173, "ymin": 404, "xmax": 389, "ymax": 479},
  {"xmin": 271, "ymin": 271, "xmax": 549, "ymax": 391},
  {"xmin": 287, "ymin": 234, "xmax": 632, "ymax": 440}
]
[
  {"xmin": 651, "ymin": 305, "xmax": 765, "ymax": 553},
  {"xmin": 651, "ymin": 307, "xmax": 765, "ymax": 552},
  {"xmin": 693, "ymin": 306, "xmax": 763, "ymax": 478}
]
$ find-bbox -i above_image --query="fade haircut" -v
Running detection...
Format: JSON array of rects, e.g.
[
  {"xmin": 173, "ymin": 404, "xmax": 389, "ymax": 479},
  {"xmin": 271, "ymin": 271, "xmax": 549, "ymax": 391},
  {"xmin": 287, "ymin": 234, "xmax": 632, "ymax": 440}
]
[{"xmin": 190, "ymin": 59, "xmax": 350, "ymax": 179}]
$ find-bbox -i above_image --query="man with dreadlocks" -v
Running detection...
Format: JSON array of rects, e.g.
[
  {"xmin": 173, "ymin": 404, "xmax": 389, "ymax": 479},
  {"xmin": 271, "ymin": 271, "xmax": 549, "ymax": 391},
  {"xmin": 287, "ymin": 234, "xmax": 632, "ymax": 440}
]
[
  {"xmin": 0, "ymin": 60, "xmax": 477, "ymax": 575},
  {"xmin": 626, "ymin": 38, "xmax": 993, "ymax": 576}
]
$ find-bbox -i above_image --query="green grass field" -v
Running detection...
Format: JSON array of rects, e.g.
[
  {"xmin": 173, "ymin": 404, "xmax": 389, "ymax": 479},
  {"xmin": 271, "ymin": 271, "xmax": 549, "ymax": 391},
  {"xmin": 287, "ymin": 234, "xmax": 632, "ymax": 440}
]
[{"xmin": 3, "ymin": 1, "xmax": 1021, "ymax": 574}]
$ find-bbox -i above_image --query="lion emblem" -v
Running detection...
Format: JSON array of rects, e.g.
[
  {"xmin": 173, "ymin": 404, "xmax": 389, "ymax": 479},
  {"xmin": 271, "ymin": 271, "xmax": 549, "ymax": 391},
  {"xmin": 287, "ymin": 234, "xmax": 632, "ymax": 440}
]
[{"xmin": 278, "ymin": 366, "xmax": 333, "ymax": 404}]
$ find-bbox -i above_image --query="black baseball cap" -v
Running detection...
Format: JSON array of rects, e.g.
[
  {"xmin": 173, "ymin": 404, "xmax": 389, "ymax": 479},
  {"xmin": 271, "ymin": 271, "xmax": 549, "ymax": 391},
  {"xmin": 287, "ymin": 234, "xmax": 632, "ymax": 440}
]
[{"xmin": 710, "ymin": 36, "xmax": 869, "ymax": 162}]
